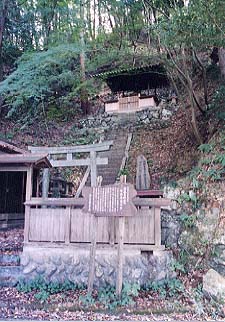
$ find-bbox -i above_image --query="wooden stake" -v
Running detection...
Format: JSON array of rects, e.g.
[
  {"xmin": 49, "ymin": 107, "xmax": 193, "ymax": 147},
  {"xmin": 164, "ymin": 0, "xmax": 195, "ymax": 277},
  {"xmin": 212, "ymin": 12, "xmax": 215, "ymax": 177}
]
[
  {"xmin": 87, "ymin": 215, "xmax": 97, "ymax": 294},
  {"xmin": 116, "ymin": 216, "xmax": 125, "ymax": 298}
]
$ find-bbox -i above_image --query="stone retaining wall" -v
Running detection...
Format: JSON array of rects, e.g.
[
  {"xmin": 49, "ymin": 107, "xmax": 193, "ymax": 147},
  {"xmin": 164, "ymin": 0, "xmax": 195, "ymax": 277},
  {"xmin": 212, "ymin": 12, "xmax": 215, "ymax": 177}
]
[
  {"xmin": 20, "ymin": 247, "xmax": 175, "ymax": 287},
  {"xmin": 77, "ymin": 103, "xmax": 178, "ymax": 131}
]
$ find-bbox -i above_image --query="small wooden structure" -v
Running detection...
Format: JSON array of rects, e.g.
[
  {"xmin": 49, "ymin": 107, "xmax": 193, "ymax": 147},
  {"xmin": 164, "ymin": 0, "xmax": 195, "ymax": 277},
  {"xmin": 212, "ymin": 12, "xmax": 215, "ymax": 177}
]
[
  {"xmin": 105, "ymin": 95, "xmax": 157, "ymax": 114},
  {"xmin": 92, "ymin": 64, "xmax": 169, "ymax": 114},
  {"xmin": 0, "ymin": 150, "xmax": 51, "ymax": 228}
]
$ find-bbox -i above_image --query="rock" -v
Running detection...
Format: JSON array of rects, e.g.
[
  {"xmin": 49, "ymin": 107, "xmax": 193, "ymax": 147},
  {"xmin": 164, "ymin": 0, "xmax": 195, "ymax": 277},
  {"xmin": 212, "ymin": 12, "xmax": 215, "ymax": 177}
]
[
  {"xmin": 20, "ymin": 254, "xmax": 30, "ymax": 267},
  {"xmin": 210, "ymin": 244, "xmax": 225, "ymax": 277},
  {"xmin": 162, "ymin": 109, "xmax": 173, "ymax": 120},
  {"xmin": 45, "ymin": 264, "xmax": 57, "ymax": 278},
  {"xmin": 161, "ymin": 210, "xmax": 181, "ymax": 248},
  {"xmin": 23, "ymin": 263, "xmax": 37, "ymax": 274},
  {"xmin": 95, "ymin": 266, "xmax": 103, "ymax": 278},
  {"xmin": 203, "ymin": 269, "xmax": 225, "ymax": 298}
]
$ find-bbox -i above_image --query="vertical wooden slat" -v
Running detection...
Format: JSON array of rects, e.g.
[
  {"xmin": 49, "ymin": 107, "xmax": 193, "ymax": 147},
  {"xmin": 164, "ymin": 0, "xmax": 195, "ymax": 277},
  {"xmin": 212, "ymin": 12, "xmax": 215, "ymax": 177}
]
[
  {"xmin": 154, "ymin": 206, "xmax": 161, "ymax": 247},
  {"xmin": 109, "ymin": 217, "xmax": 115, "ymax": 245},
  {"xmin": 65, "ymin": 206, "xmax": 71, "ymax": 244}
]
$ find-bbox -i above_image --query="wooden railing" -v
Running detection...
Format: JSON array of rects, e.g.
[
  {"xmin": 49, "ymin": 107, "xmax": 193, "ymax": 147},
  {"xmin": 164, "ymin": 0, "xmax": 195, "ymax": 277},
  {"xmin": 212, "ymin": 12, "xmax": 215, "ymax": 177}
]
[{"xmin": 24, "ymin": 197, "xmax": 170, "ymax": 250}]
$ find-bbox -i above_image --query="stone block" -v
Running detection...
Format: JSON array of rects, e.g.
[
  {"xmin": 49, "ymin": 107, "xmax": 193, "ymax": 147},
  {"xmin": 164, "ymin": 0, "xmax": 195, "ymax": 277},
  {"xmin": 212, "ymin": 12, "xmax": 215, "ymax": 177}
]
[{"xmin": 203, "ymin": 269, "xmax": 225, "ymax": 298}]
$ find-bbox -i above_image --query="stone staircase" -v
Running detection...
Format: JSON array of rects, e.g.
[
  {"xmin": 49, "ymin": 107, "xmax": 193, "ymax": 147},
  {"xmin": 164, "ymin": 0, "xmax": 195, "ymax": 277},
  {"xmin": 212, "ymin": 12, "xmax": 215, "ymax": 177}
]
[
  {"xmin": 87, "ymin": 129, "xmax": 130, "ymax": 186},
  {"xmin": 0, "ymin": 254, "xmax": 22, "ymax": 287}
]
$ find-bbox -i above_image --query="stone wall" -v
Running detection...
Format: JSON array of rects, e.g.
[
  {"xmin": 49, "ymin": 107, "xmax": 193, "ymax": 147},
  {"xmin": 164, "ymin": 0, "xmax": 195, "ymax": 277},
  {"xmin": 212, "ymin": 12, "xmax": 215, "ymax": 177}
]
[
  {"xmin": 20, "ymin": 247, "xmax": 175, "ymax": 287},
  {"xmin": 77, "ymin": 103, "xmax": 178, "ymax": 131}
]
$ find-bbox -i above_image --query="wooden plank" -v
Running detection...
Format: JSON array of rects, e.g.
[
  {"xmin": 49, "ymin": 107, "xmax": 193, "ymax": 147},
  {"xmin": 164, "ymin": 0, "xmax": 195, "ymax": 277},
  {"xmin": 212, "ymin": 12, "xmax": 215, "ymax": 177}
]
[
  {"xmin": 87, "ymin": 215, "xmax": 97, "ymax": 294},
  {"xmin": 65, "ymin": 207, "xmax": 71, "ymax": 244},
  {"xmin": 24, "ymin": 241, "xmax": 165, "ymax": 252},
  {"xmin": 133, "ymin": 197, "xmax": 171, "ymax": 207},
  {"xmin": 0, "ymin": 166, "xmax": 29, "ymax": 172},
  {"xmin": 75, "ymin": 166, "xmax": 91, "ymax": 198},
  {"xmin": 29, "ymin": 208, "xmax": 66, "ymax": 242},
  {"xmin": 70, "ymin": 210, "xmax": 109, "ymax": 243},
  {"xmin": 154, "ymin": 207, "xmax": 161, "ymax": 247},
  {"xmin": 116, "ymin": 217, "xmax": 125, "ymax": 297},
  {"xmin": 122, "ymin": 207, "xmax": 155, "ymax": 244},
  {"xmin": 28, "ymin": 141, "xmax": 113, "ymax": 154},
  {"xmin": 137, "ymin": 190, "xmax": 163, "ymax": 197},
  {"xmin": 109, "ymin": 217, "xmax": 115, "ymax": 245},
  {"xmin": 50, "ymin": 157, "xmax": 108, "ymax": 168},
  {"xmin": 25, "ymin": 197, "xmax": 85, "ymax": 207},
  {"xmin": 118, "ymin": 133, "xmax": 132, "ymax": 175}
]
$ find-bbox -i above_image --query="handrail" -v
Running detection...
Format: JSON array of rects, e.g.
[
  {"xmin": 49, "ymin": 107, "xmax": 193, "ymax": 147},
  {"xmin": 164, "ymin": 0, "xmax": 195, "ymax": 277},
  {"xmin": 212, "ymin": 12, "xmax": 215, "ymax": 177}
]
[{"xmin": 25, "ymin": 197, "xmax": 171, "ymax": 208}]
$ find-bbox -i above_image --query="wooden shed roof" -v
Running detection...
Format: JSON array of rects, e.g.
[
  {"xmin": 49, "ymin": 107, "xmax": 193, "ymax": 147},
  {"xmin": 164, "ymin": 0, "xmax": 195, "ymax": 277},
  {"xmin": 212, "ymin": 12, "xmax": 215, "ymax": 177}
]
[
  {"xmin": 91, "ymin": 64, "xmax": 169, "ymax": 92},
  {"xmin": 0, "ymin": 140, "xmax": 26, "ymax": 154},
  {"xmin": 0, "ymin": 154, "xmax": 52, "ymax": 168}
]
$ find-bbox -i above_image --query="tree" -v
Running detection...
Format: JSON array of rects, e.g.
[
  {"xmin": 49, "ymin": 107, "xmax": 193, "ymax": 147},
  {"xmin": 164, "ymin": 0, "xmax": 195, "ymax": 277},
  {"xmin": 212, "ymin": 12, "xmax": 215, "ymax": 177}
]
[{"xmin": 0, "ymin": 0, "xmax": 8, "ymax": 81}]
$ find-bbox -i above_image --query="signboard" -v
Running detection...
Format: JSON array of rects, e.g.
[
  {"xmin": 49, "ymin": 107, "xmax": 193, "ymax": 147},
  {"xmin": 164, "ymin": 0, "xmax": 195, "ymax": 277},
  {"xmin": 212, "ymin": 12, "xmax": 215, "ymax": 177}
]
[{"xmin": 83, "ymin": 183, "xmax": 137, "ymax": 217}]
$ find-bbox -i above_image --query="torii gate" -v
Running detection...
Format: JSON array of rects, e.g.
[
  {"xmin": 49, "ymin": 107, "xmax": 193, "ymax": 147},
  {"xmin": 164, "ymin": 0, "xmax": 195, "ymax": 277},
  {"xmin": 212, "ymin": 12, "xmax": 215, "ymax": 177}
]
[{"xmin": 28, "ymin": 141, "xmax": 113, "ymax": 196}]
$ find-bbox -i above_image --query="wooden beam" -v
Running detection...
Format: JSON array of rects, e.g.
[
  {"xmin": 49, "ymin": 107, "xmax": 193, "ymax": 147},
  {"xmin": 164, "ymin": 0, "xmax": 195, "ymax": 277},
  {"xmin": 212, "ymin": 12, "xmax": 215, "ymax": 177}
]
[
  {"xmin": 50, "ymin": 157, "xmax": 108, "ymax": 168},
  {"xmin": 75, "ymin": 166, "xmax": 91, "ymax": 198},
  {"xmin": 133, "ymin": 197, "xmax": 171, "ymax": 207},
  {"xmin": 28, "ymin": 141, "xmax": 113, "ymax": 154},
  {"xmin": 0, "ymin": 166, "xmax": 29, "ymax": 172},
  {"xmin": 25, "ymin": 197, "xmax": 85, "ymax": 207}
]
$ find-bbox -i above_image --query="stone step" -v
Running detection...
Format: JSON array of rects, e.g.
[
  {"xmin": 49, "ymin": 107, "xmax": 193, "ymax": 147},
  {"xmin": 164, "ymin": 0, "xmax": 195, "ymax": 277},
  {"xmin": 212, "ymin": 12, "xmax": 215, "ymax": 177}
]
[
  {"xmin": 0, "ymin": 266, "xmax": 22, "ymax": 287},
  {"xmin": 0, "ymin": 254, "xmax": 20, "ymax": 266}
]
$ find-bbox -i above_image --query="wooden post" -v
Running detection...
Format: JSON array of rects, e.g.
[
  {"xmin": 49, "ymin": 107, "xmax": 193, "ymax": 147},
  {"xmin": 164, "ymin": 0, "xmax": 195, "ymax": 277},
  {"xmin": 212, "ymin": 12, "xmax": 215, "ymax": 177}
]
[
  {"xmin": 24, "ymin": 166, "xmax": 33, "ymax": 243},
  {"xmin": 90, "ymin": 150, "xmax": 97, "ymax": 187},
  {"xmin": 116, "ymin": 216, "xmax": 125, "ymax": 298},
  {"xmin": 154, "ymin": 206, "xmax": 161, "ymax": 247},
  {"xmin": 88, "ymin": 213, "xmax": 98, "ymax": 294},
  {"xmin": 87, "ymin": 172, "xmax": 99, "ymax": 294}
]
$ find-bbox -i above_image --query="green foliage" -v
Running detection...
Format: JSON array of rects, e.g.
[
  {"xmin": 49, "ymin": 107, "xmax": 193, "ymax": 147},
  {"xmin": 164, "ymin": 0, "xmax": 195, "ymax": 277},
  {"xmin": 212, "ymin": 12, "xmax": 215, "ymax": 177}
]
[
  {"xmin": 143, "ymin": 278, "xmax": 184, "ymax": 298},
  {"xmin": 0, "ymin": 45, "xmax": 83, "ymax": 120},
  {"xmin": 198, "ymin": 144, "xmax": 214, "ymax": 154},
  {"xmin": 79, "ymin": 283, "xmax": 140, "ymax": 309},
  {"xmin": 208, "ymin": 85, "xmax": 225, "ymax": 121},
  {"xmin": 17, "ymin": 277, "xmax": 82, "ymax": 302},
  {"xmin": 170, "ymin": 260, "xmax": 186, "ymax": 274},
  {"xmin": 180, "ymin": 213, "xmax": 197, "ymax": 228},
  {"xmin": 119, "ymin": 168, "xmax": 129, "ymax": 177}
]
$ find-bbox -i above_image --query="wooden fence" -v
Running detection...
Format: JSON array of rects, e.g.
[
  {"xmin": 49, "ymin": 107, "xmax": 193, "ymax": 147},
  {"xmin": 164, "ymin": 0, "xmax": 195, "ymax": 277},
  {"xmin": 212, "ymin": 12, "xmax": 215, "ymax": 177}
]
[{"xmin": 24, "ymin": 197, "xmax": 170, "ymax": 250}]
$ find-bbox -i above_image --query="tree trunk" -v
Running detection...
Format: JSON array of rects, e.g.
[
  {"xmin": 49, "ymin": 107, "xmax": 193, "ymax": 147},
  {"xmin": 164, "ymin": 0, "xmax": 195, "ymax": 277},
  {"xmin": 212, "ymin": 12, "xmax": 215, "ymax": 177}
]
[
  {"xmin": 80, "ymin": 0, "xmax": 89, "ymax": 115},
  {"xmin": 218, "ymin": 48, "xmax": 225, "ymax": 77},
  {"xmin": 0, "ymin": 0, "xmax": 8, "ymax": 81}
]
